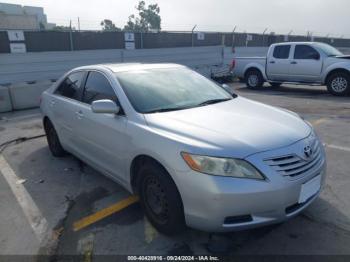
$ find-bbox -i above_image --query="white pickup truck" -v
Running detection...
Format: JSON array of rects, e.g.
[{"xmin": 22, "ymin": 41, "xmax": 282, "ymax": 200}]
[{"xmin": 231, "ymin": 42, "xmax": 350, "ymax": 96}]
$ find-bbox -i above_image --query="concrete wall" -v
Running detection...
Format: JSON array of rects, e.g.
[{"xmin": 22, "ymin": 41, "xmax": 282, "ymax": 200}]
[
  {"xmin": 0, "ymin": 46, "xmax": 223, "ymax": 85},
  {"xmin": 0, "ymin": 85, "xmax": 12, "ymax": 113},
  {"xmin": 0, "ymin": 46, "xmax": 223, "ymax": 111}
]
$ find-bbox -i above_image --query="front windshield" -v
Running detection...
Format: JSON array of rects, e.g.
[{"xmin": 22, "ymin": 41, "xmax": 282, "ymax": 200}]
[
  {"xmin": 314, "ymin": 43, "xmax": 343, "ymax": 57},
  {"xmin": 115, "ymin": 67, "xmax": 232, "ymax": 113}
]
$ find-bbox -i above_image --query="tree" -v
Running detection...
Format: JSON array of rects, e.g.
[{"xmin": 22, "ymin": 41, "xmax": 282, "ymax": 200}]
[
  {"xmin": 124, "ymin": 1, "xmax": 161, "ymax": 32},
  {"xmin": 101, "ymin": 19, "xmax": 121, "ymax": 31}
]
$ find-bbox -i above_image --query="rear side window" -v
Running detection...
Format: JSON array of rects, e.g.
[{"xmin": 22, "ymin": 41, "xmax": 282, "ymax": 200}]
[
  {"xmin": 294, "ymin": 45, "xmax": 320, "ymax": 59},
  {"xmin": 273, "ymin": 45, "xmax": 291, "ymax": 59},
  {"xmin": 82, "ymin": 71, "xmax": 118, "ymax": 104},
  {"xmin": 55, "ymin": 71, "xmax": 85, "ymax": 100}
]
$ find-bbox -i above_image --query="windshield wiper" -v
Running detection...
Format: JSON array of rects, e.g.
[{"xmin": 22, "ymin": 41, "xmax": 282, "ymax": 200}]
[
  {"xmin": 144, "ymin": 105, "xmax": 196, "ymax": 114},
  {"xmin": 197, "ymin": 98, "xmax": 231, "ymax": 106}
]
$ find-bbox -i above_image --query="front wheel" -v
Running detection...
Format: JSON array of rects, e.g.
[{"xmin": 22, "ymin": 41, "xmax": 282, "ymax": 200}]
[
  {"xmin": 245, "ymin": 69, "xmax": 264, "ymax": 89},
  {"xmin": 327, "ymin": 72, "xmax": 350, "ymax": 96},
  {"xmin": 138, "ymin": 161, "xmax": 185, "ymax": 235}
]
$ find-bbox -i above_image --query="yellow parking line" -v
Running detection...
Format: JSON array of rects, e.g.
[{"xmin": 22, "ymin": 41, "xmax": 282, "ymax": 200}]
[
  {"xmin": 311, "ymin": 118, "xmax": 328, "ymax": 126},
  {"xmin": 73, "ymin": 195, "xmax": 139, "ymax": 232}
]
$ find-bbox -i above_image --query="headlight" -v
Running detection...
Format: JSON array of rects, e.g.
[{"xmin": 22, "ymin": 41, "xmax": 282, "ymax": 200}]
[{"xmin": 181, "ymin": 153, "xmax": 265, "ymax": 180}]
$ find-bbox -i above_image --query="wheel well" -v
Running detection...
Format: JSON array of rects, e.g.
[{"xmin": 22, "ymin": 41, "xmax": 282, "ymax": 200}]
[
  {"xmin": 325, "ymin": 69, "xmax": 350, "ymax": 84},
  {"xmin": 130, "ymin": 155, "xmax": 167, "ymax": 193},
  {"xmin": 244, "ymin": 67, "xmax": 262, "ymax": 78}
]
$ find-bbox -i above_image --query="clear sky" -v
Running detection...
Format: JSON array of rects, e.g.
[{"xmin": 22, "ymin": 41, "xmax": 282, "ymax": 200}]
[{"xmin": 1, "ymin": 0, "xmax": 349, "ymax": 37}]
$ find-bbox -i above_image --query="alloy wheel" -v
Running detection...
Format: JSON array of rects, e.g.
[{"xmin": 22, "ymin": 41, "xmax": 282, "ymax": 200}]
[{"xmin": 331, "ymin": 77, "xmax": 348, "ymax": 93}]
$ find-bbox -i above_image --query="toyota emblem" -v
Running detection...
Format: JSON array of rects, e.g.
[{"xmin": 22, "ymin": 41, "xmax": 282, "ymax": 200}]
[{"xmin": 304, "ymin": 145, "xmax": 313, "ymax": 158}]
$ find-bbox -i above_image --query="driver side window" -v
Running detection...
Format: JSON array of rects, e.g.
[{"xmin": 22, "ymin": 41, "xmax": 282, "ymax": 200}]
[
  {"xmin": 82, "ymin": 71, "xmax": 118, "ymax": 105},
  {"xmin": 294, "ymin": 45, "xmax": 320, "ymax": 60}
]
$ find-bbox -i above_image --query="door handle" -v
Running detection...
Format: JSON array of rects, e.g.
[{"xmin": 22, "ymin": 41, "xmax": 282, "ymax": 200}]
[
  {"xmin": 50, "ymin": 100, "xmax": 56, "ymax": 106},
  {"xmin": 76, "ymin": 110, "xmax": 84, "ymax": 119},
  {"xmin": 270, "ymin": 61, "xmax": 276, "ymax": 64},
  {"xmin": 291, "ymin": 61, "xmax": 297, "ymax": 64}
]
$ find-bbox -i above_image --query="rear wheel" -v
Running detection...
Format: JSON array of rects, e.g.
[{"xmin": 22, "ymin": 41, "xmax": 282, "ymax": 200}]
[
  {"xmin": 44, "ymin": 119, "xmax": 67, "ymax": 157},
  {"xmin": 245, "ymin": 69, "xmax": 264, "ymax": 89},
  {"xmin": 138, "ymin": 161, "xmax": 185, "ymax": 235},
  {"xmin": 327, "ymin": 72, "xmax": 350, "ymax": 96}
]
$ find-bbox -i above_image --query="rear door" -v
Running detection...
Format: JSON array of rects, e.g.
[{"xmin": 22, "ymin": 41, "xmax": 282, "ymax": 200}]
[
  {"xmin": 74, "ymin": 71, "xmax": 128, "ymax": 182},
  {"xmin": 289, "ymin": 44, "xmax": 323, "ymax": 82},
  {"xmin": 51, "ymin": 71, "xmax": 86, "ymax": 151},
  {"xmin": 266, "ymin": 44, "xmax": 292, "ymax": 81}
]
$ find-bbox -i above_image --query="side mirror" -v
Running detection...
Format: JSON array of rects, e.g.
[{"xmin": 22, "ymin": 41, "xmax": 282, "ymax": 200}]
[
  {"xmin": 310, "ymin": 53, "xmax": 320, "ymax": 60},
  {"xmin": 91, "ymin": 99, "xmax": 120, "ymax": 114}
]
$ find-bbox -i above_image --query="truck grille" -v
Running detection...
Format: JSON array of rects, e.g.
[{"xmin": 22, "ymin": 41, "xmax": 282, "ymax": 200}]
[{"xmin": 264, "ymin": 139, "xmax": 323, "ymax": 178}]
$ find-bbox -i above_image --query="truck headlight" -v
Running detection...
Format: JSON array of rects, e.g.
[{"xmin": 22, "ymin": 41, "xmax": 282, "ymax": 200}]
[{"xmin": 181, "ymin": 153, "xmax": 265, "ymax": 180}]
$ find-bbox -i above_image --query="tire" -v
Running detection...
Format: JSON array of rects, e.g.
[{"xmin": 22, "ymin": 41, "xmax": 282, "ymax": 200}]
[
  {"xmin": 44, "ymin": 119, "xmax": 67, "ymax": 157},
  {"xmin": 138, "ymin": 161, "xmax": 185, "ymax": 235},
  {"xmin": 270, "ymin": 82, "xmax": 282, "ymax": 88},
  {"xmin": 326, "ymin": 72, "xmax": 350, "ymax": 96},
  {"xmin": 245, "ymin": 69, "xmax": 264, "ymax": 89}
]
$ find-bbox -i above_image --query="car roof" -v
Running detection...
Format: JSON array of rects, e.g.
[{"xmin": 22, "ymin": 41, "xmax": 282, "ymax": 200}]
[
  {"xmin": 272, "ymin": 42, "xmax": 321, "ymax": 46},
  {"xmin": 74, "ymin": 63, "xmax": 185, "ymax": 73}
]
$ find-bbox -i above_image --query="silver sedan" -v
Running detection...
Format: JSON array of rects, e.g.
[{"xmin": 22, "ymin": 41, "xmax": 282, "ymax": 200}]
[{"xmin": 40, "ymin": 63, "xmax": 326, "ymax": 234}]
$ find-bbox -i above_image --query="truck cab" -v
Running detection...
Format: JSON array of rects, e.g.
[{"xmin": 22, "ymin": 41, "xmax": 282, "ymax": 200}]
[{"xmin": 267, "ymin": 43, "xmax": 322, "ymax": 83}]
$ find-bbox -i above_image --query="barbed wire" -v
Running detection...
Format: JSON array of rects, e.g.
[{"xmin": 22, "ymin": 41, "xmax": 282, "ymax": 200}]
[{"xmin": 44, "ymin": 17, "xmax": 350, "ymax": 39}]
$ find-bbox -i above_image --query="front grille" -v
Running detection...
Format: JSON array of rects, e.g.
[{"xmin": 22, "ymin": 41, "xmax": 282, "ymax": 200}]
[{"xmin": 264, "ymin": 139, "xmax": 323, "ymax": 178}]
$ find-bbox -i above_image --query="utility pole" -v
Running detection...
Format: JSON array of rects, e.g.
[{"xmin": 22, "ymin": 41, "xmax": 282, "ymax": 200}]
[
  {"xmin": 191, "ymin": 25, "xmax": 197, "ymax": 47},
  {"xmin": 69, "ymin": 19, "xmax": 74, "ymax": 51},
  {"xmin": 78, "ymin": 17, "xmax": 81, "ymax": 31}
]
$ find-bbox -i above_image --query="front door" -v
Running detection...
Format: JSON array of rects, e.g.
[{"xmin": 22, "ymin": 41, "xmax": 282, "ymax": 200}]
[
  {"xmin": 288, "ymin": 44, "xmax": 323, "ymax": 82},
  {"xmin": 74, "ymin": 71, "xmax": 128, "ymax": 182}
]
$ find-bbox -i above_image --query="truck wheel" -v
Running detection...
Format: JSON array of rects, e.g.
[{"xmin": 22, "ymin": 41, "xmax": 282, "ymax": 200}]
[
  {"xmin": 327, "ymin": 72, "xmax": 350, "ymax": 96},
  {"xmin": 138, "ymin": 161, "xmax": 186, "ymax": 235},
  {"xmin": 270, "ymin": 82, "xmax": 282, "ymax": 88},
  {"xmin": 245, "ymin": 69, "xmax": 264, "ymax": 89}
]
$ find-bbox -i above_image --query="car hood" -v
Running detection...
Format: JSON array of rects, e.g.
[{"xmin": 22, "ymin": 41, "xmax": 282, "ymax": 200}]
[{"xmin": 144, "ymin": 97, "xmax": 311, "ymax": 158}]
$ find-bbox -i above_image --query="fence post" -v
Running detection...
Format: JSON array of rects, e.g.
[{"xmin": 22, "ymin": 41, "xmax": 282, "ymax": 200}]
[
  {"xmin": 69, "ymin": 20, "xmax": 74, "ymax": 51},
  {"xmin": 121, "ymin": 50, "xmax": 124, "ymax": 63},
  {"xmin": 191, "ymin": 25, "xmax": 197, "ymax": 47},
  {"xmin": 140, "ymin": 31, "xmax": 144, "ymax": 49}
]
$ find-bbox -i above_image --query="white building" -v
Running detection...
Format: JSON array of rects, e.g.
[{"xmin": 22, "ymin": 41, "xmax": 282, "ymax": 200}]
[{"xmin": 0, "ymin": 2, "xmax": 55, "ymax": 30}]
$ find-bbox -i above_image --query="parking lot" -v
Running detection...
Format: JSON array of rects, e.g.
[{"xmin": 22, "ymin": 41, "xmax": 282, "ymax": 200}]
[{"xmin": 1, "ymin": 82, "xmax": 350, "ymax": 258}]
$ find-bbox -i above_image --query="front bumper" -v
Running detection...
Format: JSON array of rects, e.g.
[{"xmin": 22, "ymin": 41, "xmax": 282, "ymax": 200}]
[{"xmin": 174, "ymin": 139, "xmax": 327, "ymax": 232}]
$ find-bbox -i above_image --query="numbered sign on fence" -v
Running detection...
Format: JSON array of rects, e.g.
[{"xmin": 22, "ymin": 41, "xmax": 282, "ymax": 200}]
[
  {"xmin": 197, "ymin": 32, "xmax": 205, "ymax": 40},
  {"xmin": 7, "ymin": 30, "xmax": 25, "ymax": 41},
  {"xmin": 124, "ymin": 32, "xmax": 135, "ymax": 42}
]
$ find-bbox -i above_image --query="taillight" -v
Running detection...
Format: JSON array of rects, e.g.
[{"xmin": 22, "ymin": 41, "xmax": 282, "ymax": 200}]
[{"xmin": 230, "ymin": 59, "xmax": 236, "ymax": 71}]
